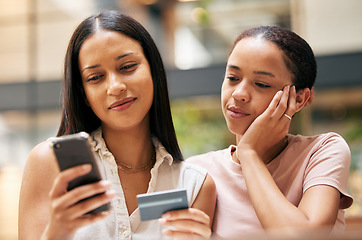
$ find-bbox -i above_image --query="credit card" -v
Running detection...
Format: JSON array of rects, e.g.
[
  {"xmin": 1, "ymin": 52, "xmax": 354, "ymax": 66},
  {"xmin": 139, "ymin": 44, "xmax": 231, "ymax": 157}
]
[{"xmin": 137, "ymin": 189, "xmax": 188, "ymax": 221}]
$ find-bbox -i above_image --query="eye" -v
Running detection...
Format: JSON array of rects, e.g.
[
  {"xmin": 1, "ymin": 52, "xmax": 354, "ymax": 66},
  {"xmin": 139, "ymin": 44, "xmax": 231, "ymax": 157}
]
[
  {"xmin": 255, "ymin": 82, "xmax": 270, "ymax": 88},
  {"xmin": 87, "ymin": 75, "xmax": 103, "ymax": 82},
  {"xmin": 227, "ymin": 75, "xmax": 239, "ymax": 81},
  {"xmin": 120, "ymin": 63, "xmax": 138, "ymax": 72}
]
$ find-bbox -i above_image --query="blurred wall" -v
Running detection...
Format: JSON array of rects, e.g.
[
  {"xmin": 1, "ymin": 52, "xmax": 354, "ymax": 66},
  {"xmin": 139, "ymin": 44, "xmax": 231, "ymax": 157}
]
[{"xmin": 292, "ymin": 0, "xmax": 362, "ymax": 55}]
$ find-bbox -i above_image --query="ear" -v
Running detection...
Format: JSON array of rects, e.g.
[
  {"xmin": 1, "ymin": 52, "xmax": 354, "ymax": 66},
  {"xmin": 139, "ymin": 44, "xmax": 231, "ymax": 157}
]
[{"xmin": 295, "ymin": 87, "xmax": 312, "ymax": 112}]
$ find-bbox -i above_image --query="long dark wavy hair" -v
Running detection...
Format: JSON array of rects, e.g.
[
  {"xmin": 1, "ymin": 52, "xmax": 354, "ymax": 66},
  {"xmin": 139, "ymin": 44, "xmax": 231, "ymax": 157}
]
[
  {"xmin": 231, "ymin": 26, "xmax": 317, "ymax": 91},
  {"xmin": 57, "ymin": 10, "xmax": 183, "ymax": 162}
]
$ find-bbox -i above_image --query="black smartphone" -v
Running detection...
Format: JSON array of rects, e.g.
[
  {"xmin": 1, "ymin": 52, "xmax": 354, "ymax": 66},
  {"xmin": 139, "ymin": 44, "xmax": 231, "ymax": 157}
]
[{"xmin": 50, "ymin": 132, "xmax": 111, "ymax": 215}]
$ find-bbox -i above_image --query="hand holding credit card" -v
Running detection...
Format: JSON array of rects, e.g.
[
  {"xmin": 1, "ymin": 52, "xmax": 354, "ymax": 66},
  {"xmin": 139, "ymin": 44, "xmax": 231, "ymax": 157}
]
[{"xmin": 137, "ymin": 189, "xmax": 188, "ymax": 221}]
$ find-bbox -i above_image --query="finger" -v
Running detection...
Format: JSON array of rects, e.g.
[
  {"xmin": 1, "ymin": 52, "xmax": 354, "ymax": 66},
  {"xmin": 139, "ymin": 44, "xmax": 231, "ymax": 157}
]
[
  {"xmin": 66, "ymin": 180, "xmax": 112, "ymax": 206},
  {"xmin": 162, "ymin": 228, "xmax": 210, "ymax": 240},
  {"xmin": 259, "ymin": 90, "xmax": 283, "ymax": 119},
  {"xmin": 162, "ymin": 208, "xmax": 210, "ymax": 225},
  {"xmin": 53, "ymin": 189, "xmax": 114, "ymax": 223},
  {"xmin": 159, "ymin": 218, "xmax": 211, "ymax": 238},
  {"xmin": 272, "ymin": 85, "xmax": 290, "ymax": 119},
  {"xmin": 52, "ymin": 180, "xmax": 113, "ymax": 214},
  {"xmin": 285, "ymin": 85, "xmax": 297, "ymax": 116},
  {"xmin": 53, "ymin": 209, "xmax": 112, "ymax": 233},
  {"xmin": 50, "ymin": 164, "xmax": 92, "ymax": 199},
  {"xmin": 76, "ymin": 210, "xmax": 112, "ymax": 227},
  {"xmin": 65, "ymin": 189, "xmax": 115, "ymax": 218}
]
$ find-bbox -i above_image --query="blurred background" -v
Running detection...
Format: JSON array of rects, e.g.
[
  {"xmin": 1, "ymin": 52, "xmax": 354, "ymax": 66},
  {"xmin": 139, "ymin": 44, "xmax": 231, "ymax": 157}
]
[{"xmin": 0, "ymin": 0, "xmax": 361, "ymax": 239}]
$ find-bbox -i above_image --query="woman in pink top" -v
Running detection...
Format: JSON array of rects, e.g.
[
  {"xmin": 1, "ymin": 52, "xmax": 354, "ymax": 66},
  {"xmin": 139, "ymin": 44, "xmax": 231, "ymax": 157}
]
[{"xmin": 187, "ymin": 26, "xmax": 353, "ymax": 239}]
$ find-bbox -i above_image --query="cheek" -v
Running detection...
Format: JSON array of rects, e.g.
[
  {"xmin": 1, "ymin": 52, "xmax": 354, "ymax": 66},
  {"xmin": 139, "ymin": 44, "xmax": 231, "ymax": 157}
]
[
  {"xmin": 145, "ymin": 81, "xmax": 154, "ymax": 105},
  {"xmin": 221, "ymin": 82, "xmax": 232, "ymax": 105},
  {"xmin": 83, "ymin": 87, "xmax": 102, "ymax": 111},
  {"xmin": 83, "ymin": 87, "xmax": 94, "ymax": 103},
  {"xmin": 139, "ymin": 74, "xmax": 154, "ymax": 108},
  {"xmin": 254, "ymin": 94, "xmax": 274, "ymax": 116}
]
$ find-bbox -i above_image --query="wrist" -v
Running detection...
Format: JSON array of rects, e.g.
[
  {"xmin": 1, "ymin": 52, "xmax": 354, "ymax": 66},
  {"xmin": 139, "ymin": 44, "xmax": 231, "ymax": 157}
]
[
  {"xmin": 42, "ymin": 225, "xmax": 74, "ymax": 240},
  {"xmin": 235, "ymin": 148, "xmax": 259, "ymax": 166}
]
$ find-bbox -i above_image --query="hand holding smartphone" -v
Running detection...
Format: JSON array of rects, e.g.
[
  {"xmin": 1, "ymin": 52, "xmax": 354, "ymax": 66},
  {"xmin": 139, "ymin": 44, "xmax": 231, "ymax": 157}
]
[{"xmin": 50, "ymin": 132, "xmax": 111, "ymax": 215}]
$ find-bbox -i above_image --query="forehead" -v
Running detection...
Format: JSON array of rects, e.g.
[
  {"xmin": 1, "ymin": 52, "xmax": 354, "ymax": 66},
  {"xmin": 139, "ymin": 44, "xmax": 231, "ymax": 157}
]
[
  {"xmin": 229, "ymin": 37, "xmax": 285, "ymax": 63},
  {"xmin": 231, "ymin": 37, "xmax": 291, "ymax": 71},
  {"xmin": 79, "ymin": 30, "xmax": 144, "ymax": 61}
]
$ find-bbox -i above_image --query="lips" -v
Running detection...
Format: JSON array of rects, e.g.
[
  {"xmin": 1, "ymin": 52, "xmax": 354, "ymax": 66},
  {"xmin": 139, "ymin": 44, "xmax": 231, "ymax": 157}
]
[
  {"xmin": 108, "ymin": 97, "xmax": 137, "ymax": 110},
  {"xmin": 227, "ymin": 106, "xmax": 250, "ymax": 118}
]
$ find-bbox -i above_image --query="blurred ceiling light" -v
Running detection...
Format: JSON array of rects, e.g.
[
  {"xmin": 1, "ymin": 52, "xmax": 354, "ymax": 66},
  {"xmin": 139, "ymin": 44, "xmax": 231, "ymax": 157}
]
[{"xmin": 191, "ymin": 7, "xmax": 207, "ymax": 23}]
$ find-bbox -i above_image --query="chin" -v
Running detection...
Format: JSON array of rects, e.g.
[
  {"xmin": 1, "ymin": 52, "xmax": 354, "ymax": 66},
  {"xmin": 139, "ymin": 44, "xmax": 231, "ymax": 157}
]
[{"xmin": 226, "ymin": 123, "xmax": 247, "ymax": 136}]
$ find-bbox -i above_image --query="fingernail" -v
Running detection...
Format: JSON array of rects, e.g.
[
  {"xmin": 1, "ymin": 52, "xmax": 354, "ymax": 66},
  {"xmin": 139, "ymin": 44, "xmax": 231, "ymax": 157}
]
[
  {"xmin": 100, "ymin": 211, "xmax": 110, "ymax": 216},
  {"xmin": 106, "ymin": 189, "xmax": 116, "ymax": 197},
  {"xmin": 159, "ymin": 218, "xmax": 167, "ymax": 224},
  {"xmin": 100, "ymin": 180, "xmax": 111, "ymax": 186},
  {"xmin": 162, "ymin": 212, "xmax": 170, "ymax": 219},
  {"xmin": 292, "ymin": 85, "xmax": 296, "ymax": 92},
  {"xmin": 81, "ymin": 164, "xmax": 92, "ymax": 170}
]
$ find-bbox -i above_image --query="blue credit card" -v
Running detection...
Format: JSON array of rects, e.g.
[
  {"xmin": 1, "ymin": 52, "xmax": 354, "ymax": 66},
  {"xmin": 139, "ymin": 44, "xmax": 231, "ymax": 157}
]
[{"xmin": 137, "ymin": 189, "xmax": 189, "ymax": 221}]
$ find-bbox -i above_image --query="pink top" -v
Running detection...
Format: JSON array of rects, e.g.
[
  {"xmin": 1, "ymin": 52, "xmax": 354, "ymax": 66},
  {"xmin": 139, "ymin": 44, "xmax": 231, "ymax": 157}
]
[{"xmin": 187, "ymin": 132, "xmax": 353, "ymax": 239}]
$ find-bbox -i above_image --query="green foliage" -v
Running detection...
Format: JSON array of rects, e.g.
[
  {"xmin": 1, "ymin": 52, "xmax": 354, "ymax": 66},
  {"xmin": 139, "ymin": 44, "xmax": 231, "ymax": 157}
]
[{"xmin": 171, "ymin": 97, "xmax": 233, "ymax": 158}]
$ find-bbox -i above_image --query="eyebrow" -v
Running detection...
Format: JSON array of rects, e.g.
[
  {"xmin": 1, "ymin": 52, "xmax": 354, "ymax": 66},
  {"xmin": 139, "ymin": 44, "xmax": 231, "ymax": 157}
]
[
  {"xmin": 227, "ymin": 64, "xmax": 275, "ymax": 78},
  {"xmin": 254, "ymin": 71, "xmax": 275, "ymax": 78},
  {"xmin": 227, "ymin": 64, "xmax": 241, "ymax": 71},
  {"xmin": 82, "ymin": 52, "xmax": 137, "ymax": 72},
  {"xmin": 82, "ymin": 64, "xmax": 100, "ymax": 72},
  {"xmin": 115, "ymin": 52, "xmax": 135, "ymax": 61}
]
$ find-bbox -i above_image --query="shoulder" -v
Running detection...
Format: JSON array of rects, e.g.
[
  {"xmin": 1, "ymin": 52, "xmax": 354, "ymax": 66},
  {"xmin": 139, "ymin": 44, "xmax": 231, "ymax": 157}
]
[
  {"xmin": 318, "ymin": 132, "xmax": 350, "ymax": 150},
  {"xmin": 291, "ymin": 132, "xmax": 348, "ymax": 146},
  {"xmin": 29, "ymin": 140, "xmax": 59, "ymax": 166},
  {"xmin": 22, "ymin": 140, "xmax": 59, "ymax": 189},
  {"xmin": 290, "ymin": 132, "xmax": 350, "ymax": 156},
  {"xmin": 186, "ymin": 147, "xmax": 231, "ymax": 166},
  {"xmin": 202, "ymin": 173, "xmax": 216, "ymax": 195},
  {"xmin": 29, "ymin": 139, "xmax": 55, "ymax": 157},
  {"xmin": 182, "ymin": 162, "xmax": 216, "ymax": 195},
  {"xmin": 294, "ymin": 133, "xmax": 353, "ymax": 208},
  {"xmin": 177, "ymin": 161, "xmax": 208, "ymax": 177}
]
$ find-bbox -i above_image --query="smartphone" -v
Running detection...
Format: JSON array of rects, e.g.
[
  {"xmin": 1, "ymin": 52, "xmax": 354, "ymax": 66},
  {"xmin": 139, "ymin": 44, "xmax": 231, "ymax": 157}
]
[
  {"xmin": 50, "ymin": 131, "xmax": 111, "ymax": 215},
  {"xmin": 137, "ymin": 189, "xmax": 189, "ymax": 221}
]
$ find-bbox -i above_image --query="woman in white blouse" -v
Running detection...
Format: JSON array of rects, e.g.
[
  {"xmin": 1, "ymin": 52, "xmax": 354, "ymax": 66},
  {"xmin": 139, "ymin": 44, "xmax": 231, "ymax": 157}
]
[{"xmin": 18, "ymin": 11, "xmax": 216, "ymax": 240}]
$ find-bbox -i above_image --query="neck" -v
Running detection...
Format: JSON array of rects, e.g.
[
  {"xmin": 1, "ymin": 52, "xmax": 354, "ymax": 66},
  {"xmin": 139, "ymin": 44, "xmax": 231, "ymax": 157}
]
[{"xmin": 102, "ymin": 125, "xmax": 154, "ymax": 167}]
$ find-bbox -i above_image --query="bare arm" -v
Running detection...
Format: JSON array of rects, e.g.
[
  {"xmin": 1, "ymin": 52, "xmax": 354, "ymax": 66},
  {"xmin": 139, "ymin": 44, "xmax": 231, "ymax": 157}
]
[
  {"xmin": 239, "ymin": 149, "xmax": 340, "ymax": 231},
  {"xmin": 18, "ymin": 141, "xmax": 59, "ymax": 240},
  {"xmin": 160, "ymin": 174, "xmax": 217, "ymax": 239},
  {"xmin": 191, "ymin": 174, "xmax": 217, "ymax": 226}
]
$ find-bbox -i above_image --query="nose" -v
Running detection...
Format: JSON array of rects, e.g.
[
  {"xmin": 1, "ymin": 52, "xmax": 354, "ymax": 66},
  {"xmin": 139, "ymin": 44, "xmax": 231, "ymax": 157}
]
[
  {"xmin": 232, "ymin": 81, "xmax": 250, "ymax": 102},
  {"xmin": 106, "ymin": 73, "xmax": 126, "ymax": 96}
]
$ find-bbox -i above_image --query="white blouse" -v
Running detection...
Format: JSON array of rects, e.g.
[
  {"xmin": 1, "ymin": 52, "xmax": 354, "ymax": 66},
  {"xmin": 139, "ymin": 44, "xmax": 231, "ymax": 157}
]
[{"xmin": 73, "ymin": 129, "xmax": 207, "ymax": 240}]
